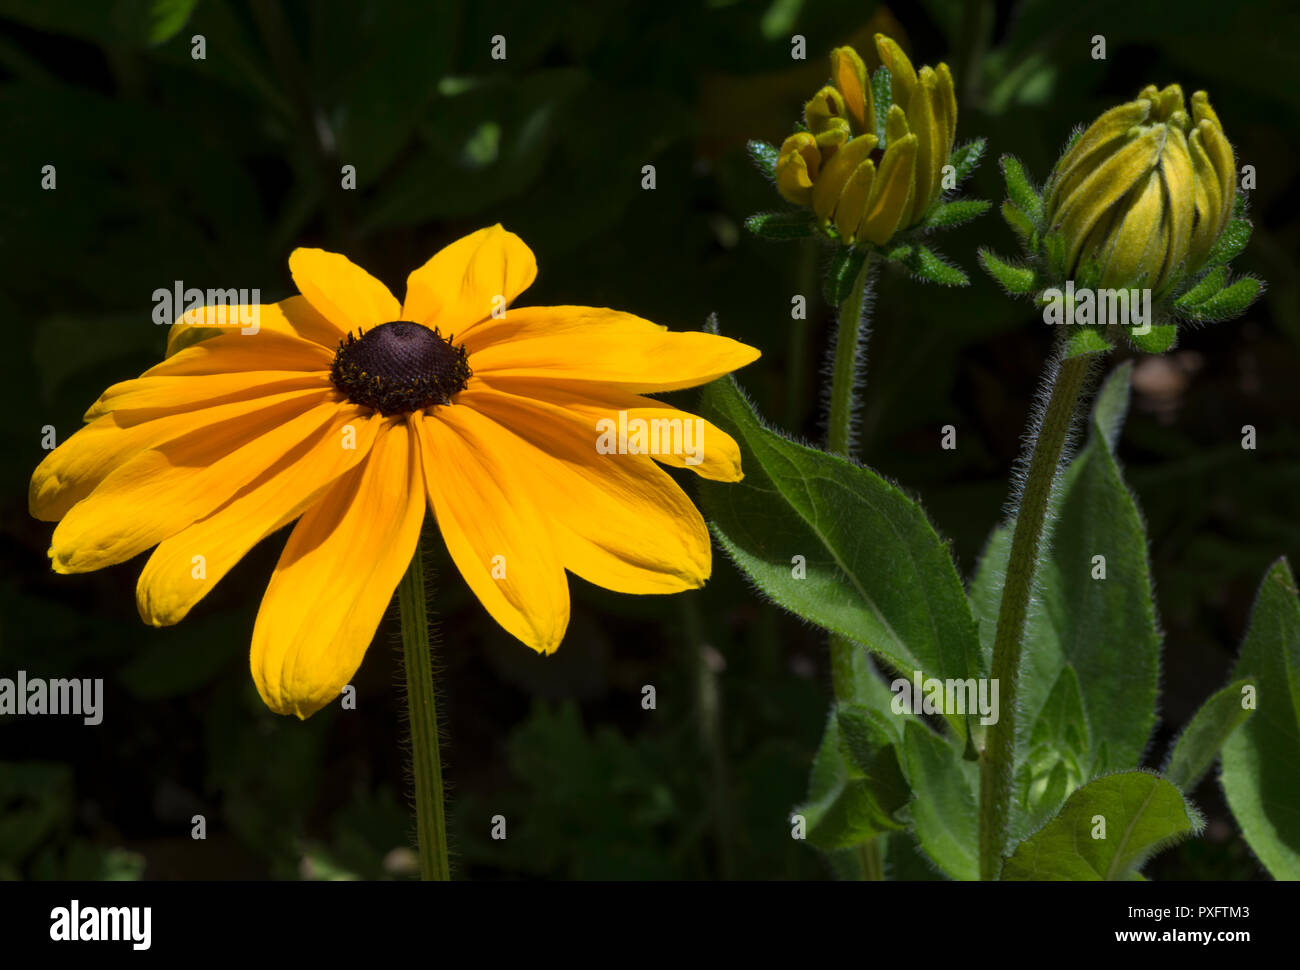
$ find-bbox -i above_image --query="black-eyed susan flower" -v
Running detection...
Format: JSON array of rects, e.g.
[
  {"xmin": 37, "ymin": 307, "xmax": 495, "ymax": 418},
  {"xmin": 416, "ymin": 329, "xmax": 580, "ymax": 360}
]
[
  {"xmin": 773, "ymin": 35, "xmax": 958, "ymax": 246},
  {"xmin": 980, "ymin": 84, "xmax": 1261, "ymax": 349},
  {"xmin": 30, "ymin": 226, "xmax": 759, "ymax": 718}
]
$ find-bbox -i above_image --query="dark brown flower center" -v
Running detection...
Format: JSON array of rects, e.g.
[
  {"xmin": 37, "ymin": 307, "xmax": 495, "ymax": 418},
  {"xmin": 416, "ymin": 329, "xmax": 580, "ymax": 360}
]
[{"xmin": 330, "ymin": 321, "xmax": 471, "ymax": 415}]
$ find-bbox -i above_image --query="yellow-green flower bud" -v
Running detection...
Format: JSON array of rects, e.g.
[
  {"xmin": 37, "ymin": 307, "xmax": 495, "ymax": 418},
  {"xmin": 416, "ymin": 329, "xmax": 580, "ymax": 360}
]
[
  {"xmin": 772, "ymin": 34, "xmax": 959, "ymax": 247},
  {"xmin": 1043, "ymin": 84, "xmax": 1236, "ymax": 294}
]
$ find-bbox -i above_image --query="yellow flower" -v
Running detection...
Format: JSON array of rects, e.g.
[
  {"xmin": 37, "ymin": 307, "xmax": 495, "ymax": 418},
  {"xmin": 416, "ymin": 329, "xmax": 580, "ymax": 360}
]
[
  {"xmin": 774, "ymin": 34, "xmax": 957, "ymax": 245},
  {"xmin": 30, "ymin": 226, "xmax": 759, "ymax": 718},
  {"xmin": 1043, "ymin": 84, "xmax": 1236, "ymax": 293}
]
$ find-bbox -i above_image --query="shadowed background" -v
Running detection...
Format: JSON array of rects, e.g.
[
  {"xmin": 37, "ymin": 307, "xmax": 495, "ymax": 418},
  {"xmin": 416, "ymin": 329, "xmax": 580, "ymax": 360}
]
[{"xmin": 1, "ymin": 0, "xmax": 1296, "ymax": 879}]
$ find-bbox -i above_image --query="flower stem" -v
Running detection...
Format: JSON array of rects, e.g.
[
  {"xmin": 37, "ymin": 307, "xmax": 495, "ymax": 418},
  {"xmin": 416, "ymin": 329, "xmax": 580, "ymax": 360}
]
[
  {"xmin": 397, "ymin": 539, "xmax": 450, "ymax": 881},
  {"xmin": 824, "ymin": 250, "xmax": 883, "ymax": 880},
  {"xmin": 826, "ymin": 251, "xmax": 874, "ymax": 458},
  {"xmin": 977, "ymin": 348, "xmax": 1091, "ymax": 880}
]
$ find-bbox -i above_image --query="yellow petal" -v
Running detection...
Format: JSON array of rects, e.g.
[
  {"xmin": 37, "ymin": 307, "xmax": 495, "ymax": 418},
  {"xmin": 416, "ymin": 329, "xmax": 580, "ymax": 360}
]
[
  {"xmin": 165, "ymin": 295, "xmax": 346, "ymax": 358},
  {"xmin": 415, "ymin": 407, "xmax": 569, "ymax": 652},
  {"xmin": 464, "ymin": 306, "xmax": 760, "ymax": 392},
  {"xmin": 401, "ymin": 224, "xmax": 538, "ymax": 339},
  {"xmin": 875, "ymin": 34, "xmax": 917, "ymax": 114},
  {"xmin": 251, "ymin": 420, "xmax": 425, "ymax": 718},
  {"xmin": 835, "ymin": 158, "xmax": 877, "ymax": 244},
  {"xmin": 137, "ymin": 406, "xmax": 381, "ymax": 626},
  {"xmin": 1158, "ymin": 125, "xmax": 1195, "ymax": 288},
  {"xmin": 804, "ymin": 85, "xmax": 848, "ymax": 135},
  {"xmin": 811, "ymin": 133, "xmax": 878, "ymax": 223},
  {"xmin": 1095, "ymin": 170, "xmax": 1165, "ymax": 288},
  {"xmin": 32, "ymin": 388, "xmax": 328, "ymax": 522},
  {"xmin": 50, "ymin": 390, "xmax": 339, "ymax": 573},
  {"xmin": 1046, "ymin": 99, "xmax": 1153, "ymax": 217},
  {"xmin": 776, "ymin": 132, "xmax": 819, "ymax": 205},
  {"xmin": 935, "ymin": 62, "xmax": 958, "ymax": 148},
  {"xmin": 1192, "ymin": 98, "xmax": 1235, "ymax": 228},
  {"xmin": 1186, "ymin": 127, "xmax": 1223, "ymax": 267},
  {"xmin": 908, "ymin": 67, "xmax": 944, "ymax": 217},
  {"xmin": 831, "ymin": 46, "xmax": 872, "ymax": 133},
  {"xmin": 85, "ymin": 370, "xmax": 328, "ymax": 422},
  {"xmin": 1055, "ymin": 127, "xmax": 1162, "ymax": 273},
  {"xmin": 458, "ymin": 387, "xmax": 711, "ymax": 594},
  {"xmin": 860, "ymin": 132, "xmax": 918, "ymax": 245},
  {"xmin": 490, "ymin": 378, "xmax": 744, "ymax": 482},
  {"xmin": 288, "ymin": 248, "xmax": 401, "ymax": 334}
]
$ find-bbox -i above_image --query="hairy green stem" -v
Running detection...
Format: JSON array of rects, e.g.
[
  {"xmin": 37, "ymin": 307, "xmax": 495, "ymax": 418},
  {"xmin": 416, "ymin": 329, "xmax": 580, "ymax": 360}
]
[
  {"xmin": 825, "ymin": 251, "xmax": 884, "ymax": 880},
  {"xmin": 826, "ymin": 252, "xmax": 874, "ymax": 458},
  {"xmin": 397, "ymin": 540, "xmax": 450, "ymax": 881},
  {"xmin": 978, "ymin": 349, "xmax": 1091, "ymax": 880}
]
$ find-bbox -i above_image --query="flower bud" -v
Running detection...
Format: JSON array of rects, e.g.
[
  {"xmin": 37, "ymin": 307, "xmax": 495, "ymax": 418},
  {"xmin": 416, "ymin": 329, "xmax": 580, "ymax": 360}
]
[
  {"xmin": 773, "ymin": 34, "xmax": 958, "ymax": 246},
  {"xmin": 1043, "ymin": 84, "xmax": 1236, "ymax": 294}
]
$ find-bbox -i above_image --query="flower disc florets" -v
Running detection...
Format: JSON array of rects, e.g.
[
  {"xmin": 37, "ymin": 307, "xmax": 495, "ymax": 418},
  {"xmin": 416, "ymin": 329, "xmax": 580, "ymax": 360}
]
[{"xmin": 330, "ymin": 321, "xmax": 471, "ymax": 415}]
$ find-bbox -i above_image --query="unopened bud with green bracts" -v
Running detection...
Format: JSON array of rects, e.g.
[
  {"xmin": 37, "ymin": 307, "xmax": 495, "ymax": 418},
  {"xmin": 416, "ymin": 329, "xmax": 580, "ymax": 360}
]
[{"xmin": 980, "ymin": 84, "xmax": 1263, "ymax": 352}]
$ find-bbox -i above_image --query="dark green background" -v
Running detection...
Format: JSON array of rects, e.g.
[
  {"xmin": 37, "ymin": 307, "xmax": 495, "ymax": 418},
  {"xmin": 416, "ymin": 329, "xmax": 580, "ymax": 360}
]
[{"xmin": 1, "ymin": 0, "xmax": 1296, "ymax": 880}]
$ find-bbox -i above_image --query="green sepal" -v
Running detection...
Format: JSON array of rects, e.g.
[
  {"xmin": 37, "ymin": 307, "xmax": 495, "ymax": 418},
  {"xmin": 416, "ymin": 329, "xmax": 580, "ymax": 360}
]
[
  {"xmin": 1000, "ymin": 201, "xmax": 1035, "ymax": 244},
  {"xmin": 824, "ymin": 246, "xmax": 868, "ymax": 306},
  {"xmin": 1064, "ymin": 327, "xmax": 1112, "ymax": 358},
  {"xmin": 999, "ymin": 155, "xmax": 1042, "ymax": 223},
  {"xmin": 1128, "ymin": 323, "xmax": 1178, "ymax": 353},
  {"xmin": 923, "ymin": 198, "xmax": 990, "ymax": 229},
  {"xmin": 871, "ymin": 66, "xmax": 892, "ymax": 147},
  {"xmin": 1180, "ymin": 276, "xmax": 1262, "ymax": 324},
  {"xmin": 1174, "ymin": 265, "xmax": 1229, "ymax": 308},
  {"xmin": 882, "ymin": 243, "xmax": 969, "ymax": 286},
  {"xmin": 977, "ymin": 248, "xmax": 1036, "ymax": 294},
  {"xmin": 1042, "ymin": 230, "xmax": 1066, "ymax": 277},
  {"xmin": 747, "ymin": 138, "xmax": 780, "ymax": 181},
  {"xmin": 1001, "ymin": 771, "xmax": 1202, "ymax": 880},
  {"xmin": 744, "ymin": 209, "xmax": 820, "ymax": 241},
  {"xmin": 1204, "ymin": 218, "xmax": 1252, "ymax": 268},
  {"xmin": 949, "ymin": 137, "xmax": 987, "ymax": 184}
]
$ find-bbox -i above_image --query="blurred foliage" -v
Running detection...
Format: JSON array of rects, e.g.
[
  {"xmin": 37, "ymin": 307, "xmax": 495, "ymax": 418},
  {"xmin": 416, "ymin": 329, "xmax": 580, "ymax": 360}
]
[{"xmin": 0, "ymin": 0, "xmax": 1296, "ymax": 880}]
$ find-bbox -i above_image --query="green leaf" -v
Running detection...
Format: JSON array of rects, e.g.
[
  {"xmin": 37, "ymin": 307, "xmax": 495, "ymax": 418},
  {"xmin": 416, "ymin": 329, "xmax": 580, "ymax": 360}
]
[
  {"xmin": 799, "ymin": 710, "xmax": 909, "ymax": 850},
  {"xmin": 978, "ymin": 248, "xmax": 1036, "ymax": 294},
  {"xmin": 1181, "ymin": 277, "xmax": 1262, "ymax": 324},
  {"xmin": 1000, "ymin": 201, "xmax": 1035, "ymax": 244},
  {"xmin": 1221, "ymin": 559, "xmax": 1300, "ymax": 879},
  {"xmin": 823, "ymin": 246, "xmax": 867, "ymax": 306},
  {"xmin": 1128, "ymin": 323, "xmax": 1178, "ymax": 353},
  {"xmin": 899, "ymin": 720, "xmax": 979, "ymax": 880},
  {"xmin": 871, "ymin": 67, "xmax": 892, "ymax": 147},
  {"xmin": 1002, "ymin": 772, "xmax": 1201, "ymax": 880},
  {"xmin": 747, "ymin": 138, "xmax": 780, "ymax": 181},
  {"xmin": 1165, "ymin": 679, "xmax": 1255, "ymax": 792},
  {"xmin": 1174, "ymin": 265, "xmax": 1230, "ymax": 308},
  {"xmin": 970, "ymin": 364, "xmax": 1159, "ymax": 779},
  {"xmin": 949, "ymin": 137, "xmax": 987, "ymax": 183},
  {"xmin": 0, "ymin": 0, "xmax": 197, "ymax": 47},
  {"xmin": 924, "ymin": 198, "xmax": 990, "ymax": 229},
  {"xmin": 1205, "ymin": 218, "xmax": 1252, "ymax": 267},
  {"xmin": 699, "ymin": 374, "xmax": 982, "ymax": 742},
  {"xmin": 889, "ymin": 244, "xmax": 969, "ymax": 287},
  {"xmin": 744, "ymin": 209, "xmax": 819, "ymax": 241},
  {"xmin": 1017, "ymin": 667, "xmax": 1090, "ymax": 833},
  {"xmin": 1043, "ymin": 231, "xmax": 1067, "ymax": 277},
  {"xmin": 1000, "ymin": 155, "xmax": 1043, "ymax": 222}
]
